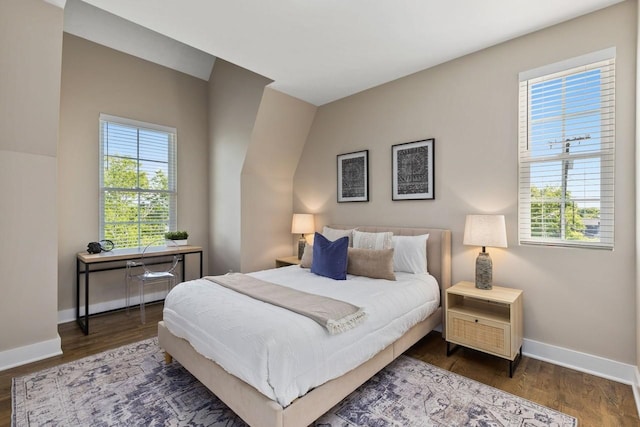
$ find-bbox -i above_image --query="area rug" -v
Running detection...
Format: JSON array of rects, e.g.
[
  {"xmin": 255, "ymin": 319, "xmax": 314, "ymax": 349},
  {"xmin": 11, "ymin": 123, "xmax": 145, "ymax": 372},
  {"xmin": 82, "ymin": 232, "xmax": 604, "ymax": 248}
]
[{"xmin": 12, "ymin": 338, "xmax": 577, "ymax": 426}]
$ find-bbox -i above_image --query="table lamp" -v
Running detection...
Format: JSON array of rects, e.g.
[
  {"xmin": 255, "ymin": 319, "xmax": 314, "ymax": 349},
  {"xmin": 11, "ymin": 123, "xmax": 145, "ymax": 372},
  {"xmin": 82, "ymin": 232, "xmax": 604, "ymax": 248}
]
[
  {"xmin": 463, "ymin": 214, "xmax": 507, "ymax": 290},
  {"xmin": 291, "ymin": 213, "xmax": 315, "ymax": 259}
]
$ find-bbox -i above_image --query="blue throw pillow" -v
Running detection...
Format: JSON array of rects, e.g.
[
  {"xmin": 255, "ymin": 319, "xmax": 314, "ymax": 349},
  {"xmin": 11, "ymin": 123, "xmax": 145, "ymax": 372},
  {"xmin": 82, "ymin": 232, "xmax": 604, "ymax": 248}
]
[{"xmin": 311, "ymin": 232, "xmax": 349, "ymax": 280}]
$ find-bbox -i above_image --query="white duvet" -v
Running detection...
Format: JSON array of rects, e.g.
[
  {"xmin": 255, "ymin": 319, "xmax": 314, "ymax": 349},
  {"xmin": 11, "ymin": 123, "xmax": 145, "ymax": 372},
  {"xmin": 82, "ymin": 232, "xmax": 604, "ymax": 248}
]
[{"xmin": 163, "ymin": 266, "xmax": 440, "ymax": 407}]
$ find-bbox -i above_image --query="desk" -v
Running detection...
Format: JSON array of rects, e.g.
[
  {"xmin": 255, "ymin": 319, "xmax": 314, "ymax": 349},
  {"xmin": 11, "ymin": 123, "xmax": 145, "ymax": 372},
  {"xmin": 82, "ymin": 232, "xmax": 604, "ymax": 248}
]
[{"xmin": 76, "ymin": 245, "xmax": 203, "ymax": 335}]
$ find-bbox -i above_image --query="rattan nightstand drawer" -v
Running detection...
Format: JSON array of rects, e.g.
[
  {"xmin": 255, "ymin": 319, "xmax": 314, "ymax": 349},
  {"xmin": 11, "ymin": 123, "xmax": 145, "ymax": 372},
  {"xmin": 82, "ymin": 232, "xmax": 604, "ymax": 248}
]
[
  {"xmin": 448, "ymin": 311, "xmax": 510, "ymax": 358},
  {"xmin": 445, "ymin": 281, "xmax": 523, "ymax": 376}
]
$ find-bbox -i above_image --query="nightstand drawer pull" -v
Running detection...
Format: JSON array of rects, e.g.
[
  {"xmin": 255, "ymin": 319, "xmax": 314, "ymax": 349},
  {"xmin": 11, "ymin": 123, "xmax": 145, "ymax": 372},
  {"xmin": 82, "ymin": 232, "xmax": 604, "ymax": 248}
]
[{"xmin": 475, "ymin": 319, "xmax": 478, "ymax": 323}]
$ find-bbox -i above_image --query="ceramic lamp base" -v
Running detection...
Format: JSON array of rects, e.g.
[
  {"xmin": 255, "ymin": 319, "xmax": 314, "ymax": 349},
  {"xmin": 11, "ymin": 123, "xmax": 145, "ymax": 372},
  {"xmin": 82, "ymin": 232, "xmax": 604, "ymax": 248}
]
[
  {"xmin": 475, "ymin": 251, "xmax": 493, "ymax": 290},
  {"xmin": 297, "ymin": 236, "xmax": 306, "ymax": 259}
]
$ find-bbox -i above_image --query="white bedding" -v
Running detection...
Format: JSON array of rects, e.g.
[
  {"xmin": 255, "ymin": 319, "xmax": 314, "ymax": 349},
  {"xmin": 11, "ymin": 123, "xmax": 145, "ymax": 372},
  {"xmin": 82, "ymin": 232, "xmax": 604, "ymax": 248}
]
[{"xmin": 163, "ymin": 265, "xmax": 440, "ymax": 407}]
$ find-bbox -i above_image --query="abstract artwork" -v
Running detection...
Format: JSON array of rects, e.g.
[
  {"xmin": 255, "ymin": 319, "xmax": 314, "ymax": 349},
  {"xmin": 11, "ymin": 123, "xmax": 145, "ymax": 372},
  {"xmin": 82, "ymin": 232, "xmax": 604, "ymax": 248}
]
[
  {"xmin": 337, "ymin": 150, "xmax": 369, "ymax": 202},
  {"xmin": 392, "ymin": 138, "xmax": 434, "ymax": 200}
]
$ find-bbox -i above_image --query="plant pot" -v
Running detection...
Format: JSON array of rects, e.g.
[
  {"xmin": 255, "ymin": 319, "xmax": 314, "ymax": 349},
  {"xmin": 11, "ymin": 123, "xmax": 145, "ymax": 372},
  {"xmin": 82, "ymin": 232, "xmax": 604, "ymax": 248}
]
[{"xmin": 166, "ymin": 239, "xmax": 188, "ymax": 246}]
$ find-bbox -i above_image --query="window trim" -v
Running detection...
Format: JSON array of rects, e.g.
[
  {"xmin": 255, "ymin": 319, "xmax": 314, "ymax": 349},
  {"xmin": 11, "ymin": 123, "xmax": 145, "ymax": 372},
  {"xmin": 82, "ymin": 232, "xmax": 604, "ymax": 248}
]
[
  {"xmin": 99, "ymin": 113, "xmax": 177, "ymax": 249},
  {"xmin": 518, "ymin": 48, "xmax": 615, "ymax": 250}
]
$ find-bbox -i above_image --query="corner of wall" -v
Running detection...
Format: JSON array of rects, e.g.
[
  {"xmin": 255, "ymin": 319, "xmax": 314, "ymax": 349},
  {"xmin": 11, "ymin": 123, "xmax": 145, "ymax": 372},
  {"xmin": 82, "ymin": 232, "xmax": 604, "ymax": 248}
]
[
  {"xmin": 207, "ymin": 59, "xmax": 272, "ymax": 275},
  {"xmin": 240, "ymin": 88, "xmax": 317, "ymax": 272},
  {"xmin": 634, "ymin": 367, "xmax": 640, "ymax": 417},
  {"xmin": 1, "ymin": 0, "xmax": 62, "ymax": 366}
]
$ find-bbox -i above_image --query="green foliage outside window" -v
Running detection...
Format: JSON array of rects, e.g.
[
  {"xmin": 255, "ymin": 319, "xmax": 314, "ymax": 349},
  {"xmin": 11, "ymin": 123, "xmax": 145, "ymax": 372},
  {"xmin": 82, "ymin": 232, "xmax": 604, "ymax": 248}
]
[
  {"xmin": 103, "ymin": 156, "xmax": 171, "ymax": 248},
  {"xmin": 530, "ymin": 186, "xmax": 597, "ymax": 241}
]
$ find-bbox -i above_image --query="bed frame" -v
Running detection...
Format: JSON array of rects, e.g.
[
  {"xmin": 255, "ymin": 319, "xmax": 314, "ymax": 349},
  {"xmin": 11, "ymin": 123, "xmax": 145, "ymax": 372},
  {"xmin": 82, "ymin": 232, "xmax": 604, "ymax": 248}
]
[{"xmin": 158, "ymin": 226, "xmax": 451, "ymax": 427}]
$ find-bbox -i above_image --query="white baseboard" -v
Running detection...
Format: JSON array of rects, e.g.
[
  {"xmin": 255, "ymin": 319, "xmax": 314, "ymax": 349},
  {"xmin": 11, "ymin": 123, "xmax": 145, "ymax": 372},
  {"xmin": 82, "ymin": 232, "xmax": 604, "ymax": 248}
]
[
  {"xmin": 523, "ymin": 339, "xmax": 639, "ymax": 417},
  {"xmin": 1, "ymin": 292, "xmax": 166, "ymax": 372},
  {"xmin": 0, "ymin": 335, "xmax": 62, "ymax": 372},
  {"xmin": 523, "ymin": 338, "xmax": 636, "ymax": 386},
  {"xmin": 440, "ymin": 326, "xmax": 636, "ymax": 393},
  {"xmin": 57, "ymin": 290, "xmax": 168, "ymax": 324}
]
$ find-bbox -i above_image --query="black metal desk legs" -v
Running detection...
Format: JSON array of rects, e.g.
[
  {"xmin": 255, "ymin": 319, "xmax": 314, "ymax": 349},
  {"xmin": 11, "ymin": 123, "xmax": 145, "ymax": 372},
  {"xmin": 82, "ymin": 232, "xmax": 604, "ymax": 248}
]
[
  {"xmin": 76, "ymin": 249, "xmax": 203, "ymax": 335},
  {"xmin": 76, "ymin": 259, "xmax": 90, "ymax": 335},
  {"xmin": 180, "ymin": 252, "xmax": 203, "ymax": 280}
]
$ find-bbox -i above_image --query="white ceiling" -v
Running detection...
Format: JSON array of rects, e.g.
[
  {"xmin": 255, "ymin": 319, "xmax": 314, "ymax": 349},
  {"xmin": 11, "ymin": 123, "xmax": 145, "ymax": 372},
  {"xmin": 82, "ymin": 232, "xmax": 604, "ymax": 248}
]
[{"xmin": 67, "ymin": 0, "xmax": 624, "ymax": 106}]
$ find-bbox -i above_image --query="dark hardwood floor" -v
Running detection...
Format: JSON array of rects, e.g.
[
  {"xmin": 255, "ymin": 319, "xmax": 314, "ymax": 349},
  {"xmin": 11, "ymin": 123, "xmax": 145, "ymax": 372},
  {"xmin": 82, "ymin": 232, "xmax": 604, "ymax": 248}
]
[
  {"xmin": 406, "ymin": 338, "xmax": 640, "ymax": 427},
  {"xmin": 1, "ymin": 304, "xmax": 164, "ymax": 427},
  {"xmin": 2, "ymin": 304, "xmax": 638, "ymax": 426}
]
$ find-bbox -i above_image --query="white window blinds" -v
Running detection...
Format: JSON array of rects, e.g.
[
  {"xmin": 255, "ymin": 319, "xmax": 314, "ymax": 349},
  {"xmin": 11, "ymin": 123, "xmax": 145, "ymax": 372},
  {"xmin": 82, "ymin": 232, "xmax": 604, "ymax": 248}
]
[
  {"xmin": 99, "ymin": 114, "xmax": 177, "ymax": 249},
  {"xmin": 518, "ymin": 48, "xmax": 615, "ymax": 249}
]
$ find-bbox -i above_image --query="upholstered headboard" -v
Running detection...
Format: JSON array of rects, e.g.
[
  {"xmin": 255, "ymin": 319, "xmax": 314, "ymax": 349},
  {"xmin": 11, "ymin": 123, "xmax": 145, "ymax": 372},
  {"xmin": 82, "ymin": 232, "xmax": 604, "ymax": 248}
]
[{"xmin": 328, "ymin": 225, "xmax": 452, "ymax": 293}]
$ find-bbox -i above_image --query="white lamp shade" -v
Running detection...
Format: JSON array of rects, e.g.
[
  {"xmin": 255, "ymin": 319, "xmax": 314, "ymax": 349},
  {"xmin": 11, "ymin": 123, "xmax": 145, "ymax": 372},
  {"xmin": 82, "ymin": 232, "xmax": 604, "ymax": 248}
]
[
  {"xmin": 463, "ymin": 214, "xmax": 507, "ymax": 248},
  {"xmin": 291, "ymin": 213, "xmax": 315, "ymax": 234}
]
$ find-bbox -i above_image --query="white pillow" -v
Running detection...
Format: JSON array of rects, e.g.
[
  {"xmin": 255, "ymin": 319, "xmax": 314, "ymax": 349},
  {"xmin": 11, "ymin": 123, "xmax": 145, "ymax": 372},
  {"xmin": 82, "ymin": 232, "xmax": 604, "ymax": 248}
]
[
  {"xmin": 353, "ymin": 230, "xmax": 393, "ymax": 250},
  {"xmin": 392, "ymin": 234, "xmax": 429, "ymax": 274},
  {"xmin": 322, "ymin": 226, "xmax": 354, "ymax": 246}
]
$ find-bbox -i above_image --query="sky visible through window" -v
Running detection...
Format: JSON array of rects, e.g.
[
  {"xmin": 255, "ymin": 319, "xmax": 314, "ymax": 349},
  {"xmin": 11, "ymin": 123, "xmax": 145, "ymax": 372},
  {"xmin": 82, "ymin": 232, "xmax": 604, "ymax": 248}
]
[
  {"xmin": 104, "ymin": 123, "xmax": 171, "ymax": 188},
  {"xmin": 529, "ymin": 69, "xmax": 602, "ymax": 210}
]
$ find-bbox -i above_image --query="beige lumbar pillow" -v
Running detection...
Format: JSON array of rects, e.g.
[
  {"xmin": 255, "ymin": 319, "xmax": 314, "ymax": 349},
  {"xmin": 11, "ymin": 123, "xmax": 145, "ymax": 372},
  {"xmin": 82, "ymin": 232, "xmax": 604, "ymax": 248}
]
[
  {"xmin": 347, "ymin": 248, "xmax": 396, "ymax": 281},
  {"xmin": 300, "ymin": 243, "xmax": 313, "ymax": 268}
]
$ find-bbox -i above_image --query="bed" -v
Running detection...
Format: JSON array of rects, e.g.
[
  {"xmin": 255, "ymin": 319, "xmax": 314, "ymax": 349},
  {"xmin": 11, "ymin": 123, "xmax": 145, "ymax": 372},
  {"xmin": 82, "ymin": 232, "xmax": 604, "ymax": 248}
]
[{"xmin": 158, "ymin": 225, "xmax": 451, "ymax": 427}]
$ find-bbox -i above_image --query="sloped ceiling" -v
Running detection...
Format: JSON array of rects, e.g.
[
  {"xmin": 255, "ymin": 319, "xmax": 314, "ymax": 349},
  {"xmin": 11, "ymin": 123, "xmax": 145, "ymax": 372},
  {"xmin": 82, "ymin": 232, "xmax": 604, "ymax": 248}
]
[
  {"xmin": 64, "ymin": 0, "xmax": 215, "ymax": 81},
  {"xmin": 67, "ymin": 0, "xmax": 623, "ymax": 106}
]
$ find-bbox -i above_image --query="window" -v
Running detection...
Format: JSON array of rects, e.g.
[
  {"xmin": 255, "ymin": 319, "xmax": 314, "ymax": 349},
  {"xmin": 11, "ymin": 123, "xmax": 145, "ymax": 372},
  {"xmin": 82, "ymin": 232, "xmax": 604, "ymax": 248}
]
[
  {"xmin": 518, "ymin": 48, "xmax": 615, "ymax": 249},
  {"xmin": 99, "ymin": 114, "xmax": 177, "ymax": 249}
]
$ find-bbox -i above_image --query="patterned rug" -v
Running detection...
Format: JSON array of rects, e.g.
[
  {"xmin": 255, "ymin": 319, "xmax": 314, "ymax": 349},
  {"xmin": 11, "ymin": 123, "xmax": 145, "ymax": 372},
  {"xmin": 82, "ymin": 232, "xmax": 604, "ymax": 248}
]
[{"xmin": 12, "ymin": 338, "xmax": 577, "ymax": 426}]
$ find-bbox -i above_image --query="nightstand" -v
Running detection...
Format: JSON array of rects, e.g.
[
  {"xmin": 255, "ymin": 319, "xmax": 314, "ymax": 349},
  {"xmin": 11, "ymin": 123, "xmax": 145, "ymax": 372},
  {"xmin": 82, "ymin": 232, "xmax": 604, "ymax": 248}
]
[
  {"xmin": 445, "ymin": 281, "xmax": 523, "ymax": 377},
  {"xmin": 275, "ymin": 256, "xmax": 301, "ymax": 268}
]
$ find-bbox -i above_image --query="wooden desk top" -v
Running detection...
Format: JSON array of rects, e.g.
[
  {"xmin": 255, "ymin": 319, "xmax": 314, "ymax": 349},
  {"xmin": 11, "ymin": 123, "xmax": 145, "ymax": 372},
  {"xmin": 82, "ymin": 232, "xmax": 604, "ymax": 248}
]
[{"xmin": 77, "ymin": 245, "xmax": 203, "ymax": 264}]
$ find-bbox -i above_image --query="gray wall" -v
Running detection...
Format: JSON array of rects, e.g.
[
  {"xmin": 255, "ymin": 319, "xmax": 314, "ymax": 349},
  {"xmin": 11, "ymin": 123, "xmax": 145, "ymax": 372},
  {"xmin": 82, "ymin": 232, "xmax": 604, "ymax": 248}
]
[
  {"xmin": 294, "ymin": 1, "xmax": 637, "ymax": 364},
  {"xmin": 208, "ymin": 64, "xmax": 317, "ymax": 275},
  {"xmin": 241, "ymin": 88, "xmax": 316, "ymax": 272},
  {"xmin": 634, "ymin": 0, "xmax": 640, "ymax": 384},
  {"xmin": 0, "ymin": 0, "xmax": 63, "ymax": 362},
  {"xmin": 58, "ymin": 33, "xmax": 210, "ymax": 313},
  {"xmin": 207, "ymin": 59, "xmax": 272, "ymax": 275}
]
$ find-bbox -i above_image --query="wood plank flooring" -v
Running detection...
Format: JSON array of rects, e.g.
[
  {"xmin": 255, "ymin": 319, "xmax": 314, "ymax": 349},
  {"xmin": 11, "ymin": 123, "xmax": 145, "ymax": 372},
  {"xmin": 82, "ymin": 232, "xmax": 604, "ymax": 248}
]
[{"xmin": 1, "ymin": 304, "xmax": 638, "ymax": 426}]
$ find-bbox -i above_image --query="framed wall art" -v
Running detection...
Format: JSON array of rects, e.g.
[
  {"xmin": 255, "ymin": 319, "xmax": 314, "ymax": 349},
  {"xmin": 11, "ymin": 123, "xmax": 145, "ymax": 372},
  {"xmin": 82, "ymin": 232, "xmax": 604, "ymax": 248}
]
[
  {"xmin": 392, "ymin": 138, "xmax": 434, "ymax": 200},
  {"xmin": 337, "ymin": 150, "xmax": 369, "ymax": 202}
]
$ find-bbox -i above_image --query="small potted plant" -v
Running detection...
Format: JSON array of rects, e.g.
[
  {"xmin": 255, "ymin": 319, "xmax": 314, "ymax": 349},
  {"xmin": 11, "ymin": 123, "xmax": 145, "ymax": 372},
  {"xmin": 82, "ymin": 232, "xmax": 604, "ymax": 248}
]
[{"xmin": 165, "ymin": 230, "xmax": 189, "ymax": 246}]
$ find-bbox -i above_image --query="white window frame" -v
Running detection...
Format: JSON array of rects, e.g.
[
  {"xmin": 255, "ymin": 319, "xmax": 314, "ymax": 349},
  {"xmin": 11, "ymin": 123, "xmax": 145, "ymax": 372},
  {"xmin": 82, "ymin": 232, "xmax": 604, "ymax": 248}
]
[
  {"xmin": 99, "ymin": 114, "xmax": 177, "ymax": 249},
  {"xmin": 518, "ymin": 48, "xmax": 615, "ymax": 249}
]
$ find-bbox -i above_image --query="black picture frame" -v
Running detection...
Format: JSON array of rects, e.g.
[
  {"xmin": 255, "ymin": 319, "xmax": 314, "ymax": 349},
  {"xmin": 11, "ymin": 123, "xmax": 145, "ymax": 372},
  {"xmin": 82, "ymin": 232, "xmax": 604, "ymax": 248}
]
[
  {"xmin": 392, "ymin": 139, "xmax": 435, "ymax": 200},
  {"xmin": 337, "ymin": 150, "xmax": 369, "ymax": 202}
]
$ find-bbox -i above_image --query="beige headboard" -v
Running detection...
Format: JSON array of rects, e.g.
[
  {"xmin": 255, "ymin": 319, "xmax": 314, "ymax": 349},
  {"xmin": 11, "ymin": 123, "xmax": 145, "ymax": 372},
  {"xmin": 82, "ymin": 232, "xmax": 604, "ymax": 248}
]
[{"xmin": 328, "ymin": 225, "xmax": 452, "ymax": 294}]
